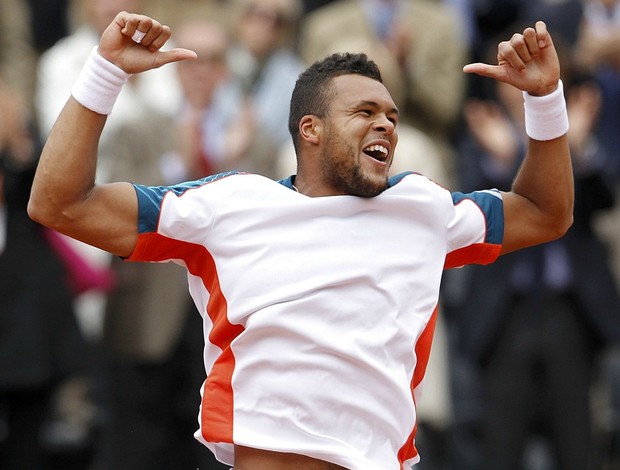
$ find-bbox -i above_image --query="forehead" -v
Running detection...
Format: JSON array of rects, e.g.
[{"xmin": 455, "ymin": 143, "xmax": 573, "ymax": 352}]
[{"xmin": 330, "ymin": 74, "xmax": 396, "ymax": 110}]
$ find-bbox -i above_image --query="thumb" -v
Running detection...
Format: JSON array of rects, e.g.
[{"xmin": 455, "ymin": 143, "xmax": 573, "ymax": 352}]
[
  {"xmin": 462, "ymin": 62, "xmax": 503, "ymax": 80},
  {"xmin": 154, "ymin": 48, "xmax": 198, "ymax": 67}
]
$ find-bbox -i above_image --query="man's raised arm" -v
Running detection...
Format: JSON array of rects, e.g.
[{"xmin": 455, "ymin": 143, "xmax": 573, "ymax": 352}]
[
  {"xmin": 28, "ymin": 12, "xmax": 196, "ymax": 257},
  {"xmin": 463, "ymin": 21, "xmax": 574, "ymax": 255}
]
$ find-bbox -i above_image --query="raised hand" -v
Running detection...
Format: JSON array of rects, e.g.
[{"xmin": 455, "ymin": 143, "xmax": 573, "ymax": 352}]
[
  {"xmin": 463, "ymin": 21, "xmax": 560, "ymax": 97},
  {"xmin": 98, "ymin": 12, "xmax": 197, "ymax": 74}
]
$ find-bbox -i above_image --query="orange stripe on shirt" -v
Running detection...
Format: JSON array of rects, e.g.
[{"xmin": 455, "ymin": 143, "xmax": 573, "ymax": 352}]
[
  {"xmin": 128, "ymin": 232, "xmax": 244, "ymax": 443},
  {"xmin": 397, "ymin": 305, "xmax": 439, "ymax": 466},
  {"xmin": 444, "ymin": 242, "xmax": 501, "ymax": 269}
]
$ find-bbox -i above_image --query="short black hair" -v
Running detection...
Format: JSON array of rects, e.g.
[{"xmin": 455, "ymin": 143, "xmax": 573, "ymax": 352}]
[{"xmin": 288, "ymin": 52, "xmax": 383, "ymax": 150}]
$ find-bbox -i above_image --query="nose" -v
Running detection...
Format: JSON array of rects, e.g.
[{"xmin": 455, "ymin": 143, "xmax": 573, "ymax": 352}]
[{"xmin": 373, "ymin": 114, "xmax": 395, "ymax": 135}]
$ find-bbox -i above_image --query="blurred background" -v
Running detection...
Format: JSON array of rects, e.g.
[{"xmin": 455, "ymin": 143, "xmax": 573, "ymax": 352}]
[{"xmin": 2, "ymin": 0, "xmax": 620, "ymax": 468}]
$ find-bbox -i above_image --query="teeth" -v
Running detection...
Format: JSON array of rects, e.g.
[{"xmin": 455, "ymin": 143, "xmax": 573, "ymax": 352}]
[
  {"xmin": 364, "ymin": 144, "xmax": 389, "ymax": 161},
  {"xmin": 365, "ymin": 145, "xmax": 388, "ymax": 155}
]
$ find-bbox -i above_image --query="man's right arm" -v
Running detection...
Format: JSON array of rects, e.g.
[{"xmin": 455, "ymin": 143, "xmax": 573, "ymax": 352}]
[
  {"xmin": 28, "ymin": 12, "xmax": 196, "ymax": 258},
  {"xmin": 28, "ymin": 96, "xmax": 139, "ymax": 257}
]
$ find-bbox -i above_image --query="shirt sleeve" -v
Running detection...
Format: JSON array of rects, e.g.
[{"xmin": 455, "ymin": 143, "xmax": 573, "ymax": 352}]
[
  {"xmin": 444, "ymin": 189, "xmax": 504, "ymax": 269},
  {"xmin": 126, "ymin": 174, "xmax": 237, "ymax": 263}
]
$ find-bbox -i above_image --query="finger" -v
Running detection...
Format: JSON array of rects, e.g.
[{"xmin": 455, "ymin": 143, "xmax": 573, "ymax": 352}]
[
  {"xmin": 146, "ymin": 25, "xmax": 172, "ymax": 51},
  {"xmin": 120, "ymin": 15, "xmax": 153, "ymax": 42},
  {"xmin": 463, "ymin": 62, "xmax": 506, "ymax": 80},
  {"xmin": 509, "ymin": 31, "xmax": 532, "ymax": 63},
  {"xmin": 522, "ymin": 27, "xmax": 539, "ymax": 58},
  {"xmin": 462, "ymin": 62, "xmax": 484, "ymax": 75},
  {"xmin": 136, "ymin": 21, "xmax": 164, "ymax": 48},
  {"xmin": 497, "ymin": 39, "xmax": 530, "ymax": 73},
  {"xmin": 120, "ymin": 15, "xmax": 171, "ymax": 52},
  {"xmin": 153, "ymin": 48, "xmax": 198, "ymax": 67},
  {"xmin": 535, "ymin": 20, "xmax": 552, "ymax": 49}
]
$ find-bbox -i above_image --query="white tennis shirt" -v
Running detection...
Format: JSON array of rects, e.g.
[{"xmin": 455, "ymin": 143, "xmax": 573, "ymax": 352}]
[{"xmin": 128, "ymin": 171, "xmax": 503, "ymax": 469}]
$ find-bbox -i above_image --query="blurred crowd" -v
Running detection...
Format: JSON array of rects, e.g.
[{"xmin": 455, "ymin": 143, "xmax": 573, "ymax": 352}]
[{"xmin": 1, "ymin": 0, "xmax": 620, "ymax": 469}]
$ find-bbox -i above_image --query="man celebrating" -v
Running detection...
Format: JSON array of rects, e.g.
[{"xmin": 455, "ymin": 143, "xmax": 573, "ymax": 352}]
[{"xmin": 29, "ymin": 12, "xmax": 572, "ymax": 470}]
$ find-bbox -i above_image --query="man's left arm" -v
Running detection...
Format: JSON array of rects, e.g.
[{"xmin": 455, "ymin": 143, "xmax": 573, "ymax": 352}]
[{"xmin": 464, "ymin": 21, "xmax": 574, "ymax": 255}]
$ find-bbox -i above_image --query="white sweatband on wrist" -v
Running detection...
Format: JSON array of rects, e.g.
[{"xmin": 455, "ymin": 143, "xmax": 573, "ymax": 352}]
[
  {"xmin": 71, "ymin": 46, "xmax": 130, "ymax": 115},
  {"xmin": 523, "ymin": 79, "xmax": 569, "ymax": 141}
]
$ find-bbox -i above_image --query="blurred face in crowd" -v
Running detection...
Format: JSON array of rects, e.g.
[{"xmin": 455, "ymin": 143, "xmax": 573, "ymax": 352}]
[
  {"xmin": 235, "ymin": 0, "xmax": 300, "ymax": 57},
  {"xmin": 84, "ymin": 0, "xmax": 144, "ymax": 34},
  {"xmin": 174, "ymin": 21, "xmax": 230, "ymax": 110}
]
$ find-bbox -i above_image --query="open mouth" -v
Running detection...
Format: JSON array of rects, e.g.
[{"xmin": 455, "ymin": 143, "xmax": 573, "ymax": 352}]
[{"xmin": 363, "ymin": 144, "xmax": 389, "ymax": 162}]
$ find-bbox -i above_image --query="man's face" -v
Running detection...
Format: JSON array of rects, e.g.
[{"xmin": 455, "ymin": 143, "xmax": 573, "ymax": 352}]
[{"xmin": 318, "ymin": 74, "xmax": 399, "ymax": 197}]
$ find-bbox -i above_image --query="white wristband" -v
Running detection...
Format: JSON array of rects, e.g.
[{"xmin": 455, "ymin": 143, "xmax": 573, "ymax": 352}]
[
  {"xmin": 523, "ymin": 79, "xmax": 569, "ymax": 141},
  {"xmin": 71, "ymin": 46, "xmax": 130, "ymax": 115}
]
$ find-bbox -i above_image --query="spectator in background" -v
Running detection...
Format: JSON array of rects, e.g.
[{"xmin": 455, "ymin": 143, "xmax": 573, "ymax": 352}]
[
  {"xmin": 225, "ymin": 0, "xmax": 305, "ymax": 178},
  {"xmin": 35, "ymin": 0, "xmax": 181, "ymax": 146},
  {"xmin": 522, "ymin": 0, "xmax": 584, "ymax": 47},
  {"xmin": 0, "ymin": 0, "xmax": 38, "ymax": 108},
  {"xmin": 576, "ymin": 0, "xmax": 620, "ymax": 463},
  {"xmin": 298, "ymin": 0, "xmax": 468, "ymax": 187},
  {"xmin": 300, "ymin": 0, "xmax": 335, "ymax": 14},
  {"xmin": 162, "ymin": 14, "xmax": 244, "ymax": 181},
  {"xmin": 574, "ymin": 0, "xmax": 620, "ymax": 178},
  {"xmin": 444, "ymin": 32, "xmax": 620, "ymax": 469},
  {"xmin": 0, "ymin": 79, "xmax": 94, "ymax": 470},
  {"xmin": 26, "ymin": 0, "xmax": 70, "ymax": 54},
  {"xmin": 147, "ymin": 0, "xmax": 225, "ymax": 30}
]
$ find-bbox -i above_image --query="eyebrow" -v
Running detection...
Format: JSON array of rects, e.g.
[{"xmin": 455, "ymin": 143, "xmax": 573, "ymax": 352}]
[{"xmin": 357, "ymin": 100, "xmax": 400, "ymax": 116}]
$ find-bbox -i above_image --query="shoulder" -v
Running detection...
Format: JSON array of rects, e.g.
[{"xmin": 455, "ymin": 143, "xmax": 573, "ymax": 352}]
[
  {"xmin": 387, "ymin": 171, "xmax": 448, "ymax": 194},
  {"xmin": 387, "ymin": 173, "xmax": 503, "ymax": 219},
  {"xmin": 139, "ymin": 172, "xmax": 275, "ymax": 197},
  {"xmin": 133, "ymin": 173, "xmax": 282, "ymax": 234},
  {"xmin": 382, "ymin": 172, "xmax": 458, "ymax": 217}
]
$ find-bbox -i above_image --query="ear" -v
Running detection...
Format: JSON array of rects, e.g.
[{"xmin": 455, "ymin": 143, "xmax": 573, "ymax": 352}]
[{"xmin": 299, "ymin": 115, "xmax": 321, "ymax": 145}]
